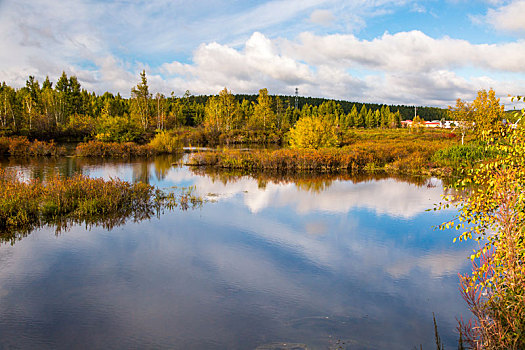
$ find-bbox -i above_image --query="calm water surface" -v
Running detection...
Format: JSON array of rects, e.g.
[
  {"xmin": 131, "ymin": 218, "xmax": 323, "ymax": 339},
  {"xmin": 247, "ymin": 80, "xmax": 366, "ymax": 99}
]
[{"xmin": 0, "ymin": 156, "xmax": 474, "ymax": 349}]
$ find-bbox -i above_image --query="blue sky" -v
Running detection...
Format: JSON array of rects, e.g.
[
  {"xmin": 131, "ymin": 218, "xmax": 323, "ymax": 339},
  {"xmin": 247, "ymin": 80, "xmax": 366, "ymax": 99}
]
[{"xmin": 1, "ymin": 0, "xmax": 524, "ymax": 107}]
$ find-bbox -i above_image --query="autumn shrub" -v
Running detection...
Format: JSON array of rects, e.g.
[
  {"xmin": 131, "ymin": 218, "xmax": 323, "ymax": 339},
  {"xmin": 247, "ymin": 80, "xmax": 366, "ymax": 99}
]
[
  {"xmin": 76, "ymin": 140, "xmax": 155, "ymax": 158},
  {"xmin": 95, "ymin": 115, "xmax": 144, "ymax": 143},
  {"xmin": 8, "ymin": 136, "xmax": 32, "ymax": 156},
  {"xmin": 0, "ymin": 137, "xmax": 11, "ymax": 155},
  {"xmin": 0, "ymin": 136, "xmax": 63, "ymax": 157}
]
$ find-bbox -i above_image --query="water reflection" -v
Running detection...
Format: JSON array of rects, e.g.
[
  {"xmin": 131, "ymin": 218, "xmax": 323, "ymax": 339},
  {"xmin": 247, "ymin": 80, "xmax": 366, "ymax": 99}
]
[
  {"xmin": 0, "ymin": 154, "xmax": 184, "ymax": 183},
  {"xmin": 0, "ymin": 156, "xmax": 471, "ymax": 349},
  {"xmin": 183, "ymin": 168, "xmax": 446, "ymax": 218}
]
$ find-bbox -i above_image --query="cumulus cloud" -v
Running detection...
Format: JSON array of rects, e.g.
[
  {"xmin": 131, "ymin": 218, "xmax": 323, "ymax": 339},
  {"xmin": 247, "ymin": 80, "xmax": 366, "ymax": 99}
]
[
  {"xmin": 287, "ymin": 31, "xmax": 525, "ymax": 73},
  {"xmin": 159, "ymin": 31, "xmax": 525, "ymax": 105},
  {"xmin": 486, "ymin": 0, "xmax": 525, "ymax": 33},
  {"xmin": 160, "ymin": 32, "xmax": 316, "ymax": 95}
]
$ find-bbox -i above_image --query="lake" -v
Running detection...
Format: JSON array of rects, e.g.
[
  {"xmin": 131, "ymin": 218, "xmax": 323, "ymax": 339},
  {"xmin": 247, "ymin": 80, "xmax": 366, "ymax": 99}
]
[{"xmin": 0, "ymin": 155, "xmax": 474, "ymax": 349}]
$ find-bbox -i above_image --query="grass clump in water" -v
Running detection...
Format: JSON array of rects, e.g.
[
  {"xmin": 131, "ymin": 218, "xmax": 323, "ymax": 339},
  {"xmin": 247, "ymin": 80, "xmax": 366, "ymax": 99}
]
[{"xmin": 0, "ymin": 168, "xmax": 202, "ymax": 243}]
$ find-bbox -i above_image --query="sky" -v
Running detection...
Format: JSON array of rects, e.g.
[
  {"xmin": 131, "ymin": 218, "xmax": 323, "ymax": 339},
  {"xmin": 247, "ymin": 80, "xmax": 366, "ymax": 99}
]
[{"xmin": 0, "ymin": 0, "xmax": 524, "ymax": 107}]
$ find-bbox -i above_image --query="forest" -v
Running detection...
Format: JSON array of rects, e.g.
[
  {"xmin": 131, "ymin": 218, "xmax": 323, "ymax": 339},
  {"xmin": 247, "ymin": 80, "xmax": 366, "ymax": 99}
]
[{"xmin": 0, "ymin": 71, "xmax": 447, "ymax": 143}]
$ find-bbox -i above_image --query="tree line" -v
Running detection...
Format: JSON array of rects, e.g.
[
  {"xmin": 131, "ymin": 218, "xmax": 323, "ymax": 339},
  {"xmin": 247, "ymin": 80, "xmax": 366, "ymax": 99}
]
[{"xmin": 0, "ymin": 71, "xmax": 444, "ymax": 143}]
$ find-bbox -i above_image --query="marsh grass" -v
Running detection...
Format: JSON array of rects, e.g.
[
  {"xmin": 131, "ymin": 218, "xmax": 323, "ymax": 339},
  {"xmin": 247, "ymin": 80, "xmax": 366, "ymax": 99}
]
[
  {"xmin": 76, "ymin": 140, "xmax": 156, "ymax": 158},
  {"xmin": 431, "ymin": 142, "xmax": 499, "ymax": 168},
  {"xmin": 0, "ymin": 168, "xmax": 203, "ymax": 243},
  {"xmin": 187, "ymin": 137, "xmax": 455, "ymax": 174}
]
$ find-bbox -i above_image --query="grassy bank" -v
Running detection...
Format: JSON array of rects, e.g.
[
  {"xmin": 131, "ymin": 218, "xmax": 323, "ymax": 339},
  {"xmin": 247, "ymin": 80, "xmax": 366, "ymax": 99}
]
[
  {"xmin": 0, "ymin": 169, "xmax": 203, "ymax": 243},
  {"xmin": 185, "ymin": 129, "xmax": 497, "ymax": 175}
]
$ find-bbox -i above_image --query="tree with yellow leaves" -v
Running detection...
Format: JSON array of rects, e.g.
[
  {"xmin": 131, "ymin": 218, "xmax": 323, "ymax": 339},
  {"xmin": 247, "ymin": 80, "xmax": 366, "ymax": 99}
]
[
  {"xmin": 449, "ymin": 88, "xmax": 505, "ymax": 144},
  {"xmin": 288, "ymin": 115, "xmax": 340, "ymax": 149},
  {"xmin": 438, "ymin": 100, "xmax": 524, "ymax": 348}
]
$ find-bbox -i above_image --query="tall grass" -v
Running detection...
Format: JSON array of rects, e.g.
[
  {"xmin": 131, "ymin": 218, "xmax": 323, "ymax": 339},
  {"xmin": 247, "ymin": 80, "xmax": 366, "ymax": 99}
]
[
  {"xmin": 432, "ymin": 142, "xmax": 499, "ymax": 168},
  {"xmin": 0, "ymin": 169, "xmax": 203, "ymax": 243}
]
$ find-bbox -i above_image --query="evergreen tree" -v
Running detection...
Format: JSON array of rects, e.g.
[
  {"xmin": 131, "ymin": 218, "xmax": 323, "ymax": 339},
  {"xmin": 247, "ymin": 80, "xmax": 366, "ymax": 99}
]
[
  {"xmin": 355, "ymin": 105, "xmax": 366, "ymax": 128},
  {"xmin": 346, "ymin": 104, "xmax": 358, "ymax": 128},
  {"xmin": 374, "ymin": 109, "xmax": 381, "ymax": 128}
]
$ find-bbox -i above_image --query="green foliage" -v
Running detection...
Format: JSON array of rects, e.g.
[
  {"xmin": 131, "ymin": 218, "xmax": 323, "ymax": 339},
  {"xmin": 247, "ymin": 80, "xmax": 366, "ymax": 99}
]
[
  {"xmin": 0, "ymin": 73, "xmax": 426, "ymax": 144},
  {"xmin": 95, "ymin": 115, "xmax": 143, "ymax": 143},
  {"xmin": 289, "ymin": 114, "xmax": 340, "ymax": 149}
]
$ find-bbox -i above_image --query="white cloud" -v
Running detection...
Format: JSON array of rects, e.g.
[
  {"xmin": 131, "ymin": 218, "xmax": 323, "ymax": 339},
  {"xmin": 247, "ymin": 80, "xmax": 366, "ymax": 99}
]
[
  {"xmin": 159, "ymin": 31, "xmax": 525, "ymax": 105},
  {"xmin": 486, "ymin": 0, "xmax": 525, "ymax": 33},
  {"xmin": 160, "ymin": 32, "xmax": 315, "ymax": 96},
  {"xmin": 310, "ymin": 9, "xmax": 336, "ymax": 25},
  {"xmin": 288, "ymin": 31, "xmax": 525, "ymax": 73}
]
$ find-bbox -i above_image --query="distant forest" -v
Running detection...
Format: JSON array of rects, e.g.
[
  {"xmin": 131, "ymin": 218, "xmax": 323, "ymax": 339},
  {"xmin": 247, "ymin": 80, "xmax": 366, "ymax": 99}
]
[
  {"xmin": 0, "ymin": 71, "xmax": 448, "ymax": 142},
  {"xmin": 235, "ymin": 94, "xmax": 447, "ymax": 121}
]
